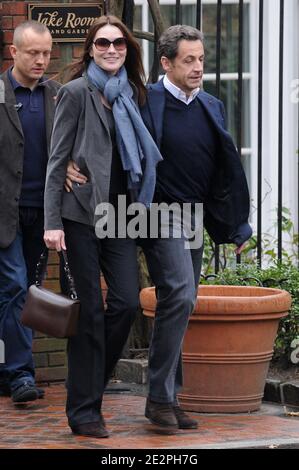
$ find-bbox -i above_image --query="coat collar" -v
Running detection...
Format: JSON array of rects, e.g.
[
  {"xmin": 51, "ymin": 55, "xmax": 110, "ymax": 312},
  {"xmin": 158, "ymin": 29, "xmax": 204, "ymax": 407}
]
[
  {"xmin": 145, "ymin": 80, "xmax": 165, "ymax": 148},
  {"xmin": 43, "ymin": 78, "xmax": 60, "ymax": 151},
  {"xmin": 0, "ymin": 70, "xmax": 23, "ymax": 137},
  {"xmin": 145, "ymin": 79, "xmax": 225, "ymax": 148},
  {"xmin": 83, "ymin": 73, "xmax": 110, "ymax": 136}
]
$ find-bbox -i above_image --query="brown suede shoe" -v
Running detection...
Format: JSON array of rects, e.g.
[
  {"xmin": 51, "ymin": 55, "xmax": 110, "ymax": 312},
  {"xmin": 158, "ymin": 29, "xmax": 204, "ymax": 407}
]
[
  {"xmin": 173, "ymin": 404, "xmax": 198, "ymax": 429},
  {"xmin": 71, "ymin": 421, "xmax": 109, "ymax": 438},
  {"xmin": 145, "ymin": 398, "xmax": 178, "ymax": 434}
]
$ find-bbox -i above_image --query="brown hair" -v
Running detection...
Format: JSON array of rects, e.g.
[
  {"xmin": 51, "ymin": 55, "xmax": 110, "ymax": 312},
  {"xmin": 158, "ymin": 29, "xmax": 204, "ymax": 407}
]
[{"xmin": 63, "ymin": 15, "xmax": 146, "ymax": 105}]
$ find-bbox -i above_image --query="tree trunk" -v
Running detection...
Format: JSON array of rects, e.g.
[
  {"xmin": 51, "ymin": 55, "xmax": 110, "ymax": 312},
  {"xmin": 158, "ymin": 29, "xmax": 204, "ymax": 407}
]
[{"xmin": 106, "ymin": 0, "xmax": 125, "ymax": 18}]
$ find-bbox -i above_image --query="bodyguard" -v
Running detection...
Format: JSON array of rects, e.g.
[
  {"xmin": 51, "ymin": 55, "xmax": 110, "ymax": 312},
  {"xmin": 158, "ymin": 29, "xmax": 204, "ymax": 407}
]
[{"xmin": 0, "ymin": 21, "xmax": 60, "ymax": 403}]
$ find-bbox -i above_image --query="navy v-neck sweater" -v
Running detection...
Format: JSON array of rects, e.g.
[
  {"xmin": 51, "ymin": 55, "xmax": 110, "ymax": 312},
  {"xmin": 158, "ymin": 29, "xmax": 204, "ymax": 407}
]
[{"xmin": 156, "ymin": 90, "xmax": 219, "ymax": 203}]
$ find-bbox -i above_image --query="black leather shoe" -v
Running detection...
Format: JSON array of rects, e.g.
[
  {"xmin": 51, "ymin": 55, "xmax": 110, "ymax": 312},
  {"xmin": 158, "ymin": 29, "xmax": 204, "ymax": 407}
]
[
  {"xmin": 173, "ymin": 404, "xmax": 198, "ymax": 429},
  {"xmin": 11, "ymin": 383, "xmax": 39, "ymax": 403},
  {"xmin": 71, "ymin": 421, "xmax": 109, "ymax": 438},
  {"xmin": 145, "ymin": 398, "xmax": 178, "ymax": 434}
]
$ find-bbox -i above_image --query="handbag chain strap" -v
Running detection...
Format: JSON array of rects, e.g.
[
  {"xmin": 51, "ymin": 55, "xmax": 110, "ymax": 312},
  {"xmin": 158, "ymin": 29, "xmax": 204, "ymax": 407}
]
[{"xmin": 35, "ymin": 250, "xmax": 78, "ymax": 301}]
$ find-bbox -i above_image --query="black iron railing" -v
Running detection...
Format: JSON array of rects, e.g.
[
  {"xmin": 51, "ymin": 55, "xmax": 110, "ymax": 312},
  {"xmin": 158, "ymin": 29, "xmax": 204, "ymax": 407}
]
[{"xmin": 118, "ymin": 0, "xmax": 298, "ymax": 269}]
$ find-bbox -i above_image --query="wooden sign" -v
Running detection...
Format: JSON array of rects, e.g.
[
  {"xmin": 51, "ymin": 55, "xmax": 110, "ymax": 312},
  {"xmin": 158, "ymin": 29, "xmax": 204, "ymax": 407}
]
[{"xmin": 28, "ymin": 3, "xmax": 104, "ymax": 42}]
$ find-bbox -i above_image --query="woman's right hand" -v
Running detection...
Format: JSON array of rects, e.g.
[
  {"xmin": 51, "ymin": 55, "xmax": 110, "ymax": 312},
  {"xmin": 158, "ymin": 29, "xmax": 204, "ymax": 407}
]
[{"xmin": 44, "ymin": 230, "xmax": 66, "ymax": 252}]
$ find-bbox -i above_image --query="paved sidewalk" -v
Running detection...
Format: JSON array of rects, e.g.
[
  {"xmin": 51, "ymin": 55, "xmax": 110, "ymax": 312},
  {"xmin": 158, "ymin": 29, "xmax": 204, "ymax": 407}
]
[{"xmin": 0, "ymin": 383, "xmax": 298, "ymax": 449}]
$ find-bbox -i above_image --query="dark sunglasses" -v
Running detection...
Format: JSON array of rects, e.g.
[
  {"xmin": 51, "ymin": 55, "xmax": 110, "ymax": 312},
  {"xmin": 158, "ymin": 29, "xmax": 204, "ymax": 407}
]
[{"xmin": 93, "ymin": 37, "xmax": 127, "ymax": 51}]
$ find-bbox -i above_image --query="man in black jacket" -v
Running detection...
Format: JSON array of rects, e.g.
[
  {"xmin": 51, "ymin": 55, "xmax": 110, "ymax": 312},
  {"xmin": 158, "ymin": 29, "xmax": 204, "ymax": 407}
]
[
  {"xmin": 139, "ymin": 25, "xmax": 251, "ymax": 433},
  {"xmin": 0, "ymin": 21, "xmax": 60, "ymax": 403}
]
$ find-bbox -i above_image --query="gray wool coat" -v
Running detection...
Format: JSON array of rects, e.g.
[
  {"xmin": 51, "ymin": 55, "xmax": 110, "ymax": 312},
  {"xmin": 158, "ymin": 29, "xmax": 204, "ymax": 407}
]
[{"xmin": 44, "ymin": 75, "xmax": 115, "ymax": 230}]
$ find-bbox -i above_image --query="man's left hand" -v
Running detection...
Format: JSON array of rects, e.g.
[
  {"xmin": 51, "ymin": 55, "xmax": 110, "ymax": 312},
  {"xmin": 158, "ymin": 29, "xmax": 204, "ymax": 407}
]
[{"xmin": 64, "ymin": 160, "xmax": 88, "ymax": 192}]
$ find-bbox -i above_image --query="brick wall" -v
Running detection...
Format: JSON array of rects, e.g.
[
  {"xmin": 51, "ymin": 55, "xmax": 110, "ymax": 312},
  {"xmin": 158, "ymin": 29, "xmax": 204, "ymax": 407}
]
[{"xmin": 34, "ymin": 251, "xmax": 68, "ymax": 385}]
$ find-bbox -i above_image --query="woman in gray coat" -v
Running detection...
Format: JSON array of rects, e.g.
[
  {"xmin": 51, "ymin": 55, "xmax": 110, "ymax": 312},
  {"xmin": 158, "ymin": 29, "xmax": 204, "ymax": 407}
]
[{"xmin": 44, "ymin": 15, "xmax": 162, "ymax": 438}]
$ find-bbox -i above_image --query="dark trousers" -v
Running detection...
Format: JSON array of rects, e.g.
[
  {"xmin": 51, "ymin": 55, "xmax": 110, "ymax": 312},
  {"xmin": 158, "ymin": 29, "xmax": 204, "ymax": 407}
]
[
  {"xmin": 63, "ymin": 219, "xmax": 139, "ymax": 428},
  {"xmin": 0, "ymin": 208, "xmax": 46, "ymax": 391},
  {"xmin": 140, "ymin": 207, "xmax": 203, "ymax": 403}
]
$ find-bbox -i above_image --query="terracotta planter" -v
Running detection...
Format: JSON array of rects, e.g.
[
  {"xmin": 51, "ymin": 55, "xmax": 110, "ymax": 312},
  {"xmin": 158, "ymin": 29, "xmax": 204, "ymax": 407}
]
[{"xmin": 140, "ymin": 285, "xmax": 291, "ymax": 413}]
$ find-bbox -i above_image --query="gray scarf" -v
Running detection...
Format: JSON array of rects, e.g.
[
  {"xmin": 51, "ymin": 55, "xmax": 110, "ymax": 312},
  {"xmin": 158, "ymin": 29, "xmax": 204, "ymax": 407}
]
[{"xmin": 87, "ymin": 60, "xmax": 162, "ymax": 207}]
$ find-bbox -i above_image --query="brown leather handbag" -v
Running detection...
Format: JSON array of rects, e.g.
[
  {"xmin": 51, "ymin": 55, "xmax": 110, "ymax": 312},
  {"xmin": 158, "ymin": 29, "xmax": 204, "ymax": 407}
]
[{"xmin": 21, "ymin": 250, "xmax": 80, "ymax": 338}]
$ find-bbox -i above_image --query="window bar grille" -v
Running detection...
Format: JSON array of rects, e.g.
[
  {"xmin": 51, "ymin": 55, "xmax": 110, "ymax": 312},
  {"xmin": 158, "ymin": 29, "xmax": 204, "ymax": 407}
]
[
  {"xmin": 149, "ymin": 0, "xmax": 160, "ymax": 83},
  {"xmin": 215, "ymin": 0, "xmax": 222, "ymax": 98},
  {"xmin": 122, "ymin": 0, "xmax": 134, "ymax": 31},
  {"xmin": 277, "ymin": 0, "xmax": 284, "ymax": 261},
  {"xmin": 214, "ymin": 0, "xmax": 222, "ymax": 273},
  {"xmin": 298, "ymin": 70, "xmax": 299, "ymax": 268},
  {"xmin": 257, "ymin": 0, "xmax": 264, "ymax": 266},
  {"xmin": 196, "ymin": 0, "xmax": 202, "ymax": 30},
  {"xmin": 236, "ymin": 0, "xmax": 244, "ymax": 265},
  {"xmin": 103, "ymin": 0, "xmax": 108, "ymax": 15},
  {"xmin": 175, "ymin": 0, "xmax": 182, "ymax": 25}
]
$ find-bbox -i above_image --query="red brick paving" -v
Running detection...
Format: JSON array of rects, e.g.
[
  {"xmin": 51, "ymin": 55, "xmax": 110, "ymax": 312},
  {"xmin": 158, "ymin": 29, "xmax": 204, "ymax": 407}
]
[{"xmin": 0, "ymin": 384, "xmax": 298, "ymax": 449}]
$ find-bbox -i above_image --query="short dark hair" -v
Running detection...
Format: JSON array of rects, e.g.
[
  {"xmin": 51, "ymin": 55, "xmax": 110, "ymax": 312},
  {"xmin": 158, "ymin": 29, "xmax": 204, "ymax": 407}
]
[{"xmin": 157, "ymin": 25, "xmax": 204, "ymax": 61}]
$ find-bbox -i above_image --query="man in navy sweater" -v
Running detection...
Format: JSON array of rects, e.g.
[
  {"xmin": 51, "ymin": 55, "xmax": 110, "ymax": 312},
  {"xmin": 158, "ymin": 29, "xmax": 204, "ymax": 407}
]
[
  {"xmin": 139, "ymin": 25, "xmax": 252, "ymax": 433},
  {"xmin": 0, "ymin": 21, "xmax": 59, "ymax": 403}
]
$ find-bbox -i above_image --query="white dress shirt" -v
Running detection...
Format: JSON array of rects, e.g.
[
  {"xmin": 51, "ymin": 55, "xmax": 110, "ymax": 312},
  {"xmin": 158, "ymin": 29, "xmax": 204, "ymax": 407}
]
[{"xmin": 163, "ymin": 74, "xmax": 200, "ymax": 105}]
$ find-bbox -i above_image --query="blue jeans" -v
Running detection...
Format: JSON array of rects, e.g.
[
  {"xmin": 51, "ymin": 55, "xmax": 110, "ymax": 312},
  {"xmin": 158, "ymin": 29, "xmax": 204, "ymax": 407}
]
[{"xmin": 0, "ymin": 207, "xmax": 46, "ymax": 391}]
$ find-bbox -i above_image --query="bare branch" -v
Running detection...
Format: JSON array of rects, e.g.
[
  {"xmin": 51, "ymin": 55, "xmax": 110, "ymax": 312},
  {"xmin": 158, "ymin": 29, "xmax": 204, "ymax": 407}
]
[
  {"xmin": 147, "ymin": 0, "xmax": 166, "ymax": 37},
  {"xmin": 133, "ymin": 30, "xmax": 155, "ymax": 42}
]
